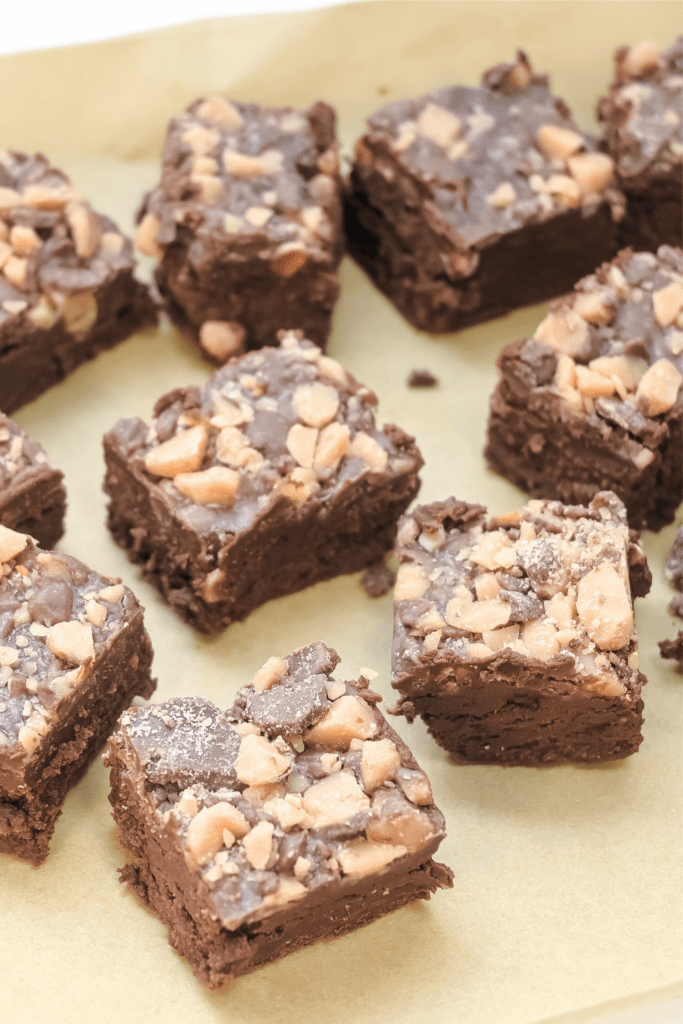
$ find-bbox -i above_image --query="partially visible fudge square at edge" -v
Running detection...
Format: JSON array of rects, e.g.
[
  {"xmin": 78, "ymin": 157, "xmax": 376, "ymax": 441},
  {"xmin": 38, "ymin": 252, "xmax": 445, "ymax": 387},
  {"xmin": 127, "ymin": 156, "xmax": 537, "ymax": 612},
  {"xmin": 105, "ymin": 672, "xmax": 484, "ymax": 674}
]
[
  {"xmin": 597, "ymin": 38, "xmax": 683, "ymax": 253},
  {"xmin": 659, "ymin": 524, "xmax": 683, "ymax": 672},
  {"xmin": 136, "ymin": 95, "xmax": 344, "ymax": 364},
  {"xmin": 103, "ymin": 332, "xmax": 422, "ymax": 635},
  {"xmin": 390, "ymin": 493, "xmax": 650, "ymax": 767},
  {"xmin": 0, "ymin": 412, "xmax": 66, "ymax": 550},
  {"xmin": 104, "ymin": 641, "xmax": 453, "ymax": 989},
  {"xmin": 0, "ymin": 527, "xmax": 155, "ymax": 865},
  {"xmin": 344, "ymin": 50, "xmax": 625, "ymax": 334},
  {"xmin": 0, "ymin": 151, "xmax": 157, "ymax": 415},
  {"xmin": 485, "ymin": 246, "xmax": 683, "ymax": 531}
]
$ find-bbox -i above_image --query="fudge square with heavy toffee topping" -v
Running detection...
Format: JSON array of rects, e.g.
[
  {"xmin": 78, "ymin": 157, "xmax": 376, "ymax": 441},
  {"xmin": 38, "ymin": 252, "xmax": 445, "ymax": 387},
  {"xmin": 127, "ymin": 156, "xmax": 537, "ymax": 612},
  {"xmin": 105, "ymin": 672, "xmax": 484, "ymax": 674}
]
[
  {"xmin": 390, "ymin": 493, "xmax": 650, "ymax": 767},
  {"xmin": 0, "ymin": 412, "xmax": 66, "ymax": 550},
  {"xmin": 103, "ymin": 331, "xmax": 422, "ymax": 634},
  {"xmin": 105, "ymin": 641, "xmax": 453, "ymax": 989},
  {"xmin": 0, "ymin": 527, "xmax": 155, "ymax": 865},
  {"xmin": 0, "ymin": 151, "xmax": 157, "ymax": 415},
  {"xmin": 597, "ymin": 38, "xmax": 683, "ymax": 253},
  {"xmin": 136, "ymin": 95, "xmax": 344, "ymax": 363},
  {"xmin": 485, "ymin": 246, "xmax": 683, "ymax": 532},
  {"xmin": 659, "ymin": 525, "xmax": 683, "ymax": 673},
  {"xmin": 344, "ymin": 51, "xmax": 624, "ymax": 334}
]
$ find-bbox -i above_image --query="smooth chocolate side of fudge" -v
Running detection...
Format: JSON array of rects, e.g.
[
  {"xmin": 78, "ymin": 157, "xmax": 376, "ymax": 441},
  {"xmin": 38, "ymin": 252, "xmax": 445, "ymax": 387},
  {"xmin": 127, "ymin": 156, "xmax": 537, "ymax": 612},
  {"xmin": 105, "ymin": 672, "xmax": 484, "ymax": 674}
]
[
  {"xmin": 0, "ymin": 414, "xmax": 66, "ymax": 549},
  {"xmin": 391, "ymin": 494, "xmax": 649, "ymax": 767},
  {"xmin": 0, "ymin": 152, "xmax": 157, "ymax": 415},
  {"xmin": 103, "ymin": 332, "xmax": 422, "ymax": 634},
  {"xmin": 345, "ymin": 51, "xmax": 624, "ymax": 334},
  {"xmin": 660, "ymin": 526, "xmax": 683, "ymax": 672},
  {"xmin": 485, "ymin": 247, "xmax": 683, "ymax": 531},
  {"xmin": 598, "ymin": 38, "xmax": 683, "ymax": 252},
  {"xmin": 105, "ymin": 641, "xmax": 452, "ymax": 988},
  {"xmin": 136, "ymin": 96, "xmax": 343, "ymax": 361},
  {"xmin": 0, "ymin": 528, "xmax": 155, "ymax": 864}
]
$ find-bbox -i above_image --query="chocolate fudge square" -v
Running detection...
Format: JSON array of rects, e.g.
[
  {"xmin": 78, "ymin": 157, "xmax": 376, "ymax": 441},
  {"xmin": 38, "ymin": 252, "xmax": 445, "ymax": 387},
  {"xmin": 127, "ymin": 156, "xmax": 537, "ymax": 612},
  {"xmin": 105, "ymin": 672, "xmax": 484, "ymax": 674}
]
[
  {"xmin": 486, "ymin": 246, "xmax": 683, "ymax": 531},
  {"xmin": 136, "ymin": 95, "xmax": 343, "ymax": 362},
  {"xmin": 0, "ymin": 151, "xmax": 157, "ymax": 414},
  {"xmin": 105, "ymin": 641, "xmax": 452, "ymax": 988},
  {"xmin": 0, "ymin": 527, "xmax": 155, "ymax": 864},
  {"xmin": 391, "ymin": 493, "xmax": 650, "ymax": 766},
  {"xmin": 660, "ymin": 525, "xmax": 683, "ymax": 672},
  {"xmin": 344, "ymin": 51, "xmax": 624, "ymax": 334},
  {"xmin": 598, "ymin": 38, "xmax": 683, "ymax": 253},
  {"xmin": 103, "ymin": 331, "xmax": 422, "ymax": 634},
  {"xmin": 0, "ymin": 413, "xmax": 66, "ymax": 549}
]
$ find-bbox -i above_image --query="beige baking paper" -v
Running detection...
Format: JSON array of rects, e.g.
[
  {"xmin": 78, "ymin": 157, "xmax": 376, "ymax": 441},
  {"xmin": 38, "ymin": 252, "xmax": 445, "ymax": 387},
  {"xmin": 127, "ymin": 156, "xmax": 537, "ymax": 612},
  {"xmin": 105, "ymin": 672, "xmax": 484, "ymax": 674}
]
[{"xmin": 0, "ymin": 4, "xmax": 681, "ymax": 1023}]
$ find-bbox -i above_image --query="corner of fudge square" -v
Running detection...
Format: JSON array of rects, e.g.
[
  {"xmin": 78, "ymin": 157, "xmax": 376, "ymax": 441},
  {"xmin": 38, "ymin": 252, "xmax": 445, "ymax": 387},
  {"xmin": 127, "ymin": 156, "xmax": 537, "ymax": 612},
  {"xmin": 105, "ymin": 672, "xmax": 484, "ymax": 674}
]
[
  {"xmin": 102, "ymin": 331, "xmax": 423, "ymax": 634},
  {"xmin": 485, "ymin": 246, "xmax": 683, "ymax": 531},
  {"xmin": 390, "ymin": 493, "xmax": 650, "ymax": 767},
  {"xmin": 0, "ymin": 412, "xmax": 66, "ymax": 550},
  {"xmin": 104, "ymin": 640, "xmax": 453, "ymax": 989},
  {"xmin": 344, "ymin": 50, "xmax": 624, "ymax": 334},
  {"xmin": 135, "ymin": 95, "xmax": 344, "ymax": 361},
  {"xmin": 0, "ymin": 526, "xmax": 155, "ymax": 865}
]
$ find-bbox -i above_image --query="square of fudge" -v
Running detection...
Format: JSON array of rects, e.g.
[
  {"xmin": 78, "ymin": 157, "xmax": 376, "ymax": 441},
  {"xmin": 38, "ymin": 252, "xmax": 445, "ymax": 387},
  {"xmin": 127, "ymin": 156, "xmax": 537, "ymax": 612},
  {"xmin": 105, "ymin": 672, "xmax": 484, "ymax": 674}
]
[
  {"xmin": 105, "ymin": 641, "xmax": 452, "ymax": 989},
  {"xmin": 391, "ymin": 493, "xmax": 650, "ymax": 767},
  {"xmin": 0, "ymin": 526, "xmax": 155, "ymax": 865},
  {"xmin": 0, "ymin": 151, "xmax": 157, "ymax": 414},
  {"xmin": 660, "ymin": 525, "xmax": 683, "ymax": 672},
  {"xmin": 103, "ymin": 331, "xmax": 422, "ymax": 634},
  {"xmin": 135, "ymin": 95, "xmax": 344, "ymax": 361},
  {"xmin": 486, "ymin": 246, "xmax": 683, "ymax": 531},
  {"xmin": 597, "ymin": 38, "xmax": 683, "ymax": 253},
  {"xmin": 0, "ymin": 413, "xmax": 66, "ymax": 549},
  {"xmin": 344, "ymin": 51, "xmax": 624, "ymax": 334}
]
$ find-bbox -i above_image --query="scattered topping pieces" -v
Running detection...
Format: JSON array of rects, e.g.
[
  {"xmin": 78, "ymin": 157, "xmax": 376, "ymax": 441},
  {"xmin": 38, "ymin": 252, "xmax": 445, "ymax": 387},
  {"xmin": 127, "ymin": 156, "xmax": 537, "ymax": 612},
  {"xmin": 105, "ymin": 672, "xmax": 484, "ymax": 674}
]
[
  {"xmin": 144, "ymin": 424, "xmax": 209, "ymax": 477},
  {"xmin": 46, "ymin": 621, "xmax": 95, "ymax": 665},
  {"xmin": 199, "ymin": 321, "xmax": 246, "ymax": 362},
  {"xmin": 234, "ymin": 733, "xmax": 290, "ymax": 786},
  {"xmin": 252, "ymin": 656, "xmax": 288, "ymax": 694},
  {"xmin": 306, "ymin": 695, "xmax": 378, "ymax": 749},
  {"xmin": 173, "ymin": 466, "xmax": 240, "ymax": 505},
  {"xmin": 576, "ymin": 564, "xmax": 633, "ymax": 650}
]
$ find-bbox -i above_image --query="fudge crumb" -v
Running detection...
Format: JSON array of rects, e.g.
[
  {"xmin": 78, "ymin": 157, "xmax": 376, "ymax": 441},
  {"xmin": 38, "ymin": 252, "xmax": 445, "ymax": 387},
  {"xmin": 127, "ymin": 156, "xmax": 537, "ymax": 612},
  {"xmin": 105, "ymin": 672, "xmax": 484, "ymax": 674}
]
[
  {"xmin": 360, "ymin": 562, "xmax": 397, "ymax": 598},
  {"xmin": 658, "ymin": 632, "xmax": 683, "ymax": 673},
  {"xmin": 408, "ymin": 369, "xmax": 438, "ymax": 388}
]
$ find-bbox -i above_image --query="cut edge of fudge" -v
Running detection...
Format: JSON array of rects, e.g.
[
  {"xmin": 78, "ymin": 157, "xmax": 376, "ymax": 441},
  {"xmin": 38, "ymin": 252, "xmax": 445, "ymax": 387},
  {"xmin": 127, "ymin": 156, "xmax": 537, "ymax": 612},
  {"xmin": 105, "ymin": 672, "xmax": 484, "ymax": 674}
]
[
  {"xmin": 390, "ymin": 492, "xmax": 649, "ymax": 767},
  {"xmin": 136, "ymin": 95, "xmax": 344, "ymax": 359},
  {"xmin": 0, "ymin": 526, "xmax": 155, "ymax": 864},
  {"xmin": 0, "ymin": 412, "xmax": 66, "ymax": 550},
  {"xmin": 660, "ymin": 525, "xmax": 683, "ymax": 672},
  {"xmin": 103, "ymin": 330, "xmax": 422, "ymax": 634},
  {"xmin": 485, "ymin": 245, "xmax": 683, "ymax": 531},
  {"xmin": 105, "ymin": 640, "xmax": 453, "ymax": 989},
  {"xmin": 345, "ymin": 50, "xmax": 624, "ymax": 334}
]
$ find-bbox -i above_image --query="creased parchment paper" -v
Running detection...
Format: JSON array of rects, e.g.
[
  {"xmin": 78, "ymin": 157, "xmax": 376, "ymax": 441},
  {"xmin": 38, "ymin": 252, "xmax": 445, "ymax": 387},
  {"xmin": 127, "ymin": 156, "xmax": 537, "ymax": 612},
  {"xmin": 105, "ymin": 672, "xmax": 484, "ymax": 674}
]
[{"xmin": 0, "ymin": 4, "xmax": 681, "ymax": 1024}]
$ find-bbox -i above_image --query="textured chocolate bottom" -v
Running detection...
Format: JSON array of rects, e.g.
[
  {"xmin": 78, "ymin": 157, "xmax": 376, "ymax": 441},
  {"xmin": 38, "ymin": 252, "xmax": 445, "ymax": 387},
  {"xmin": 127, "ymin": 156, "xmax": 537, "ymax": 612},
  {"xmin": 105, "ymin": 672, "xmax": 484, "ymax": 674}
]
[
  {"xmin": 0, "ymin": 612, "xmax": 155, "ymax": 865},
  {"xmin": 0, "ymin": 271, "xmax": 157, "ymax": 415},
  {"xmin": 616, "ymin": 171, "xmax": 683, "ymax": 253},
  {"xmin": 344, "ymin": 179, "xmax": 618, "ymax": 334},
  {"xmin": 0, "ymin": 468, "xmax": 66, "ymax": 550}
]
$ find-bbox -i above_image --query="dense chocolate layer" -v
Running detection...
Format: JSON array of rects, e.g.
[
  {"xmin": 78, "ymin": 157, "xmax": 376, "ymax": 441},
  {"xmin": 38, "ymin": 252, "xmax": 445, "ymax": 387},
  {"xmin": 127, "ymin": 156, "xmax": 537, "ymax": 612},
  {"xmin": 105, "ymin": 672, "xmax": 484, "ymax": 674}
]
[
  {"xmin": 660, "ymin": 525, "xmax": 683, "ymax": 672},
  {"xmin": 0, "ymin": 413, "xmax": 65, "ymax": 549}
]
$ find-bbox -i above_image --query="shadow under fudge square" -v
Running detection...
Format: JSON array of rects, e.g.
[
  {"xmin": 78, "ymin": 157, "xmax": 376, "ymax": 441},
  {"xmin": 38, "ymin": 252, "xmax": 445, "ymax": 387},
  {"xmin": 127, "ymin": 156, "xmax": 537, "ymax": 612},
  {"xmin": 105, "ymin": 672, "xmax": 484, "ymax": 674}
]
[
  {"xmin": 105, "ymin": 641, "xmax": 452, "ymax": 989},
  {"xmin": 597, "ymin": 38, "xmax": 683, "ymax": 253},
  {"xmin": 0, "ymin": 413, "xmax": 66, "ymax": 550},
  {"xmin": 390, "ymin": 493, "xmax": 650, "ymax": 767},
  {"xmin": 485, "ymin": 246, "xmax": 683, "ymax": 531},
  {"xmin": 344, "ymin": 51, "xmax": 624, "ymax": 334},
  {"xmin": 0, "ymin": 527, "xmax": 155, "ymax": 865},
  {"xmin": 103, "ymin": 332, "xmax": 422, "ymax": 634},
  {"xmin": 136, "ymin": 95, "xmax": 344, "ymax": 362}
]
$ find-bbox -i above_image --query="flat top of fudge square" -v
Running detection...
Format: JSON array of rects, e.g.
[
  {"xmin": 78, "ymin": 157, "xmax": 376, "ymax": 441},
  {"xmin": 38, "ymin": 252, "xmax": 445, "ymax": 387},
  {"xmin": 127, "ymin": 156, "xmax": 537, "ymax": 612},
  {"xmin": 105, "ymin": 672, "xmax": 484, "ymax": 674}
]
[
  {"xmin": 110, "ymin": 640, "xmax": 446, "ymax": 931},
  {"xmin": 357, "ymin": 50, "xmax": 621, "ymax": 252},
  {"xmin": 393, "ymin": 492, "xmax": 643, "ymax": 698},
  {"xmin": 598, "ymin": 37, "xmax": 683, "ymax": 179},
  {"xmin": 0, "ymin": 527, "xmax": 139, "ymax": 787},
  {"xmin": 0, "ymin": 151, "xmax": 137, "ymax": 330},
  {"xmin": 137, "ymin": 95, "xmax": 341, "ymax": 265},
  {"xmin": 106, "ymin": 331, "xmax": 421, "ymax": 539},
  {"xmin": 0, "ymin": 413, "xmax": 61, "ymax": 494},
  {"xmin": 517, "ymin": 245, "xmax": 683, "ymax": 424}
]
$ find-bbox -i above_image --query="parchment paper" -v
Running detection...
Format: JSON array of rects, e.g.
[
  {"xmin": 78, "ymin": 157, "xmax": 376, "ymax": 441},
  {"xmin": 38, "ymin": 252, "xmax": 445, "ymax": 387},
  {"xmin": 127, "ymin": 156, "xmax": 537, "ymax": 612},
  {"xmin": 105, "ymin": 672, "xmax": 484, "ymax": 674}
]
[{"xmin": 0, "ymin": 5, "xmax": 681, "ymax": 1024}]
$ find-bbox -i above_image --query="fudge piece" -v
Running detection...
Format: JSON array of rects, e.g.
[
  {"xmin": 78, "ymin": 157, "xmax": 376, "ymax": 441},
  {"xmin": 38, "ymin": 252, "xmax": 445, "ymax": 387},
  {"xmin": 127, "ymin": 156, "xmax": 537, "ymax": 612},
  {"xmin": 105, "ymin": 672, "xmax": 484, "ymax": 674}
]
[
  {"xmin": 105, "ymin": 641, "xmax": 452, "ymax": 988},
  {"xmin": 0, "ymin": 527, "xmax": 155, "ymax": 864},
  {"xmin": 598, "ymin": 38, "xmax": 683, "ymax": 252},
  {"xmin": 0, "ymin": 413, "xmax": 66, "ymax": 549},
  {"xmin": 136, "ymin": 96, "xmax": 344, "ymax": 362},
  {"xmin": 344, "ymin": 51, "xmax": 624, "ymax": 334},
  {"xmin": 485, "ymin": 246, "xmax": 683, "ymax": 531},
  {"xmin": 391, "ymin": 493, "xmax": 650, "ymax": 766},
  {"xmin": 659, "ymin": 525, "xmax": 683, "ymax": 672},
  {"xmin": 103, "ymin": 332, "xmax": 422, "ymax": 634},
  {"xmin": 0, "ymin": 152, "xmax": 157, "ymax": 414}
]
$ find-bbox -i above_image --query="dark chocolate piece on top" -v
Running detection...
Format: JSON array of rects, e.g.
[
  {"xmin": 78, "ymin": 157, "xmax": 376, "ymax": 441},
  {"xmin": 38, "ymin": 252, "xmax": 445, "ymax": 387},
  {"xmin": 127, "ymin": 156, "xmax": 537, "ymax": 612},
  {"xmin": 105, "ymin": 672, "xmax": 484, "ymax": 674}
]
[{"xmin": 0, "ymin": 413, "xmax": 66, "ymax": 549}]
